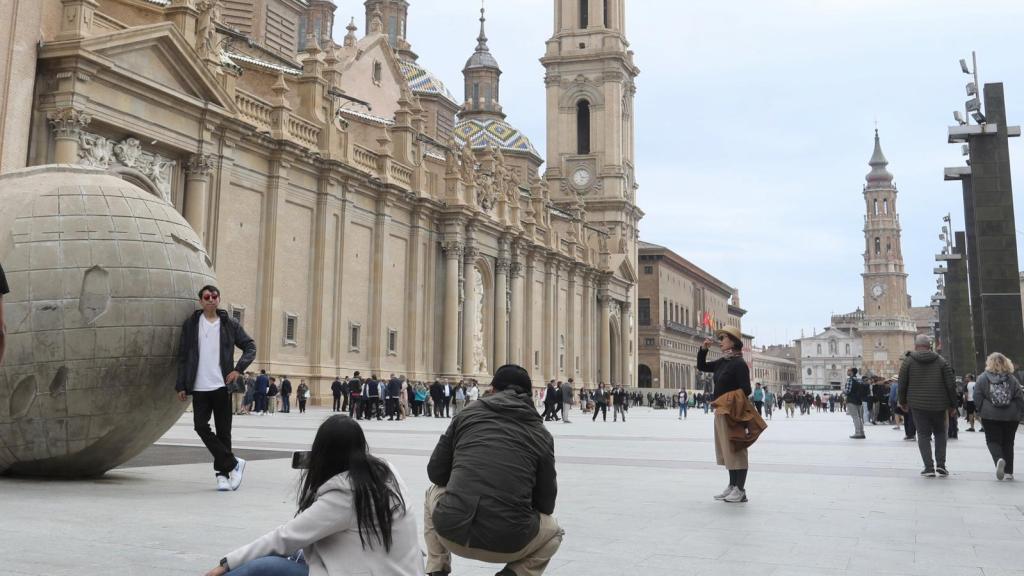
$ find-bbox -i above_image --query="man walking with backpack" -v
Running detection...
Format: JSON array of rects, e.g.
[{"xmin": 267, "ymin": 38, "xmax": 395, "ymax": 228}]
[
  {"xmin": 845, "ymin": 368, "xmax": 868, "ymax": 439},
  {"xmin": 898, "ymin": 335, "xmax": 958, "ymax": 477}
]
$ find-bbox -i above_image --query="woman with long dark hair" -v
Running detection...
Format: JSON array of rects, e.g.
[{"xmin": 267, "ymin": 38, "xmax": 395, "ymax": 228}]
[{"xmin": 205, "ymin": 415, "xmax": 423, "ymax": 576}]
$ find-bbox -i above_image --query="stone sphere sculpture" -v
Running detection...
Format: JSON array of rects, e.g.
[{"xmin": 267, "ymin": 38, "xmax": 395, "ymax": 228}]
[{"xmin": 0, "ymin": 166, "xmax": 216, "ymax": 477}]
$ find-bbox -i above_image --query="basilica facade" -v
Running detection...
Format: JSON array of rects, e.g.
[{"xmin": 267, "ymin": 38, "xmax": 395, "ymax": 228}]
[{"xmin": 0, "ymin": 0, "xmax": 642, "ymax": 395}]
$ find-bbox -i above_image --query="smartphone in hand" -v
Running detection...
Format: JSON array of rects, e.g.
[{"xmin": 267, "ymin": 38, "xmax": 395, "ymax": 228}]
[{"xmin": 291, "ymin": 451, "xmax": 312, "ymax": 469}]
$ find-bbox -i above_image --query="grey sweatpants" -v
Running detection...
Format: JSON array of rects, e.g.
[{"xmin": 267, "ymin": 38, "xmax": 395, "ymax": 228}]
[
  {"xmin": 913, "ymin": 409, "xmax": 949, "ymax": 470},
  {"xmin": 847, "ymin": 403, "xmax": 864, "ymax": 436}
]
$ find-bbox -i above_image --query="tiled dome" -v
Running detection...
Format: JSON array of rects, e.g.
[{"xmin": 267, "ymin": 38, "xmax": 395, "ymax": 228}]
[{"xmin": 454, "ymin": 117, "xmax": 540, "ymax": 158}]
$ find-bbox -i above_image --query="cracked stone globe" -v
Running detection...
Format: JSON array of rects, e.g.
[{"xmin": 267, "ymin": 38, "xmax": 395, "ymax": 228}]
[{"xmin": 0, "ymin": 166, "xmax": 216, "ymax": 477}]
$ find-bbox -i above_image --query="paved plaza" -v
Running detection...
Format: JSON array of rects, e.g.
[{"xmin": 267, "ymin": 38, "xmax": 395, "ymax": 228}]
[{"xmin": 2, "ymin": 405, "xmax": 1023, "ymax": 576}]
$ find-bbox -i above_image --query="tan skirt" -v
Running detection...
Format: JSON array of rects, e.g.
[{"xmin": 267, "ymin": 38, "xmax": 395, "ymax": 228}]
[{"xmin": 714, "ymin": 413, "xmax": 749, "ymax": 470}]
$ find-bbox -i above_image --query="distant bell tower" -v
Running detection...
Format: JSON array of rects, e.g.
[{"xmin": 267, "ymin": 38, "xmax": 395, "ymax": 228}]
[
  {"xmin": 861, "ymin": 130, "xmax": 916, "ymax": 376},
  {"xmin": 541, "ymin": 0, "xmax": 641, "ymax": 264}
]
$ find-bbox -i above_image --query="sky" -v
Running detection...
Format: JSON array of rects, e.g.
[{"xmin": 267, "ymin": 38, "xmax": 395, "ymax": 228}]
[{"xmin": 335, "ymin": 0, "xmax": 1024, "ymax": 347}]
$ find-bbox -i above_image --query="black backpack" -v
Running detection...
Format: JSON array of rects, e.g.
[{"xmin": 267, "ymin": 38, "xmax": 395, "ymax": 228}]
[{"xmin": 268, "ymin": 383, "xmax": 279, "ymax": 397}]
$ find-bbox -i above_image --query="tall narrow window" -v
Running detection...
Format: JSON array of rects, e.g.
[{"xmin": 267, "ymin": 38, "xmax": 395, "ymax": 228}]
[
  {"xmin": 874, "ymin": 237, "xmax": 881, "ymax": 255},
  {"xmin": 473, "ymin": 83, "xmax": 479, "ymax": 105},
  {"xmin": 387, "ymin": 16, "xmax": 398, "ymax": 46},
  {"xmin": 579, "ymin": 0, "xmax": 589, "ymax": 28},
  {"xmin": 373, "ymin": 61, "xmax": 382, "ymax": 84},
  {"xmin": 604, "ymin": 0, "xmax": 610, "ymax": 27},
  {"xmin": 883, "ymin": 199, "xmax": 889, "ymax": 214},
  {"xmin": 638, "ymin": 298, "xmax": 650, "ymax": 325},
  {"xmin": 577, "ymin": 99, "xmax": 591, "ymax": 154},
  {"xmin": 873, "ymin": 199, "xmax": 878, "ymax": 215}
]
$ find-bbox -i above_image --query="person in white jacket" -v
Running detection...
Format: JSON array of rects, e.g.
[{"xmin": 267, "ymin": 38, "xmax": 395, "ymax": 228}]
[{"xmin": 205, "ymin": 415, "xmax": 424, "ymax": 576}]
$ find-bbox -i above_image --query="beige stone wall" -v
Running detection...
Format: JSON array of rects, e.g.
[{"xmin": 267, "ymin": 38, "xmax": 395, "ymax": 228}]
[{"xmin": 0, "ymin": 0, "xmax": 45, "ymax": 173}]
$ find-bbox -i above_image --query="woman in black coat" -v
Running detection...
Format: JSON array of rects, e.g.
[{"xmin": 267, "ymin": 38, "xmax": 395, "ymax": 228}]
[{"xmin": 697, "ymin": 325, "xmax": 752, "ymax": 504}]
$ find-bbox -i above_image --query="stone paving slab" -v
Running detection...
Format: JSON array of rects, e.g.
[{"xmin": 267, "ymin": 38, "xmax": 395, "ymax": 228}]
[{"xmin": 1, "ymin": 407, "xmax": 1022, "ymax": 575}]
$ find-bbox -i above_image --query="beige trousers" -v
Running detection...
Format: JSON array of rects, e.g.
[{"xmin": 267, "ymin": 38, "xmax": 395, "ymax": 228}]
[
  {"xmin": 714, "ymin": 413, "xmax": 749, "ymax": 470},
  {"xmin": 424, "ymin": 485, "xmax": 564, "ymax": 576}
]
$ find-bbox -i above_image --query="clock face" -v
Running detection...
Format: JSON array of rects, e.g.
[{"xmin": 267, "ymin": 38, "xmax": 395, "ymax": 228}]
[
  {"xmin": 572, "ymin": 167, "xmax": 591, "ymax": 189},
  {"xmin": 871, "ymin": 283, "xmax": 885, "ymax": 299}
]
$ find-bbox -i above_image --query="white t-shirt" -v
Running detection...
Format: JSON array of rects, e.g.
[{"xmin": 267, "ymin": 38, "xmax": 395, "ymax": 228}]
[
  {"xmin": 194, "ymin": 315, "xmax": 225, "ymax": 392},
  {"xmin": 966, "ymin": 380, "xmax": 976, "ymax": 402}
]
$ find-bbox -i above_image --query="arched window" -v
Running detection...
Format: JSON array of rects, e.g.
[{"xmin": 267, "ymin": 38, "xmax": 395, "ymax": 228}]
[
  {"xmin": 873, "ymin": 199, "xmax": 878, "ymax": 215},
  {"xmin": 816, "ymin": 344, "xmax": 822, "ymax": 355},
  {"xmin": 579, "ymin": 0, "xmax": 589, "ymax": 28},
  {"xmin": 874, "ymin": 237, "xmax": 881, "ymax": 255},
  {"xmin": 577, "ymin": 100, "xmax": 591, "ymax": 154},
  {"xmin": 883, "ymin": 199, "xmax": 889, "ymax": 214}
]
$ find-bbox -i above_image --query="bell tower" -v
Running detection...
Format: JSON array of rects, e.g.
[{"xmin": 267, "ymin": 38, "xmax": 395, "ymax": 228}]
[
  {"xmin": 861, "ymin": 130, "xmax": 916, "ymax": 376},
  {"xmin": 541, "ymin": 0, "xmax": 641, "ymax": 267}
]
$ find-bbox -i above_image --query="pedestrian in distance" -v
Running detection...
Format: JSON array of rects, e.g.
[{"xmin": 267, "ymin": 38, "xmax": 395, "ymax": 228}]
[
  {"xmin": 331, "ymin": 376, "xmax": 343, "ymax": 413},
  {"xmin": 175, "ymin": 285, "xmax": 255, "ymax": 492},
  {"xmin": 699, "ymin": 325, "xmax": 764, "ymax": 504},
  {"xmin": 298, "ymin": 380, "xmax": 310, "ymax": 414},
  {"xmin": 782, "ymin": 389, "xmax": 796, "ymax": 418},
  {"xmin": 751, "ymin": 383, "xmax": 765, "ymax": 416},
  {"xmin": 964, "ymin": 373, "xmax": 978, "ymax": 432},
  {"xmin": 898, "ymin": 335, "xmax": 958, "ymax": 478},
  {"xmin": 348, "ymin": 373, "xmax": 363, "ymax": 419},
  {"xmin": 678, "ymin": 388, "xmax": 689, "ymax": 420},
  {"xmin": 612, "ymin": 384, "xmax": 628, "ymax": 422},
  {"xmin": 844, "ymin": 368, "xmax": 868, "ymax": 439},
  {"xmin": 281, "ymin": 375, "xmax": 293, "ymax": 413},
  {"xmin": 205, "ymin": 416, "xmax": 423, "ymax": 576},
  {"xmin": 591, "ymin": 383, "xmax": 609, "ymax": 422},
  {"xmin": 267, "ymin": 378, "xmax": 278, "ymax": 415},
  {"xmin": 764, "ymin": 389, "xmax": 774, "ymax": 420},
  {"xmin": 453, "ymin": 382, "xmax": 467, "ymax": 417},
  {"xmin": 254, "ymin": 370, "xmax": 269, "ymax": 415},
  {"xmin": 974, "ymin": 353, "xmax": 1024, "ymax": 481},
  {"xmin": 560, "ymin": 379, "xmax": 574, "ymax": 424}
]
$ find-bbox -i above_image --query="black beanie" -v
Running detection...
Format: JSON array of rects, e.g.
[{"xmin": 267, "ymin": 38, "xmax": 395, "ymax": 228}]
[{"xmin": 491, "ymin": 364, "xmax": 533, "ymax": 395}]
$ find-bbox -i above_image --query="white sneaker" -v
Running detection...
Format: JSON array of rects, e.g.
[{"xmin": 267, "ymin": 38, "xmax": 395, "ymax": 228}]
[
  {"xmin": 216, "ymin": 475, "xmax": 230, "ymax": 492},
  {"xmin": 723, "ymin": 486, "xmax": 748, "ymax": 503},
  {"xmin": 229, "ymin": 458, "xmax": 247, "ymax": 491},
  {"xmin": 713, "ymin": 485, "xmax": 735, "ymax": 501},
  {"xmin": 996, "ymin": 458, "xmax": 1006, "ymax": 481},
  {"xmin": 1006, "ymin": 474, "xmax": 1014, "ymax": 480}
]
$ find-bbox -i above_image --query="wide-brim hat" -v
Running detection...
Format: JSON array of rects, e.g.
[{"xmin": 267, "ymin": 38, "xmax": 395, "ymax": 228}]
[{"xmin": 714, "ymin": 325, "xmax": 743, "ymax": 344}]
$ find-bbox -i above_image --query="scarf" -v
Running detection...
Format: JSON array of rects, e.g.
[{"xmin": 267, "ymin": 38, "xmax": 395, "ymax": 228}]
[{"xmin": 722, "ymin": 349, "xmax": 743, "ymax": 360}]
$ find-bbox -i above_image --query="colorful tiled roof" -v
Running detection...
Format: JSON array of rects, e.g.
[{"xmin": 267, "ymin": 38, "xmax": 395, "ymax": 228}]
[
  {"xmin": 454, "ymin": 118, "xmax": 540, "ymax": 158},
  {"xmin": 399, "ymin": 58, "xmax": 458, "ymax": 106}
]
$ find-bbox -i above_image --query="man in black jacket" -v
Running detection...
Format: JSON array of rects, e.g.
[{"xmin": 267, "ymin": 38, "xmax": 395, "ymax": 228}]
[
  {"xmin": 330, "ymin": 376, "xmax": 343, "ymax": 412},
  {"xmin": 176, "ymin": 285, "xmax": 256, "ymax": 491},
  {"xmin": 348, "ymin": 372, "xmax": 363, "ymax": 419},
  {"xmin": 425, "ymin": 364, "xmax": 563, "ymax": 576},
  {"xmin": 279, "ymin": 376, "xmax": 292, "ymax": 413},
  {"xmin": 386, "ymin": 374, "xmax": 402, "ymax": 420}
]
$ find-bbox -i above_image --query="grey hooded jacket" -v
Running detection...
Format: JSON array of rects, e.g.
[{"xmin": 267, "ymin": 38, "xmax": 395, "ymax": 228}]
[{"xmin": 975, "ymin": 371, "xmax": 1024, "ymax": 422}]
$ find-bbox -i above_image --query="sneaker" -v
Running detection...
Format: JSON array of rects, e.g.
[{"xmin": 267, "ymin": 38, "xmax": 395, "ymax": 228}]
[
  {"xmin": 228, "ymin": 458, "xmax": 247, "ymax": 491},
  {"xmin": 723, "ymin": 487, "xmax": 748, "ymax": 503},
  {"xmin": 904, "ymin": 436, "xmax": 916, "ymax": 441},
  {"xmin": 967, "ymin": 427, "xmax": 975, "ymax": 432},
  {"xmin": 216, "ymin": 475, "xmax": 231, "ymax": 492},
  {"xmin": 996, "ymin": 458, "xmax": 1006, "ymax": 481},
  {"xmin": 1005, "ymin": 474, "xmax": 1014, "ymax": 480},
  {"xmin": 713, "ymin": 485, "xmax": 735, "ymax": 501},
  {"xmin": 921, "ymin": 468, "xmax": 936, "ymax": 478},
  {"xmin": 936, "ymin": 466, "xmax": 948, "ymax": 477}
]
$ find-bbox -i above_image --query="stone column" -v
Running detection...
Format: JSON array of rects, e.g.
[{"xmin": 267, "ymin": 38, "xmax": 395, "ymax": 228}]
[
  {"xmin": 621, "ymin": 300, "xmax": 632, "ymax": 387},
  {"xmin": 599, "ymin": 289, "xmax": 611, "ymax": 384},
  {"xmin": 494, "ymin": 256, "xmax": 510, "ymax": 368},
  {"xmin": 442, "ymin": 241, "xmax": 463, "ymax": 376},
  {"xmin": 510, "ymin": 259, "xmax": 524, "ymax": 367},
  {"xmin": 581, "ymin": 273, "xmax": 593, "ymax": 385},
  {"xmin": 184, "ymin": 154, "xmax": 215, "ymax": 241},
  {"xmin": 48, "ymin": 108, "xmax": 91, "ymax": 164},
  {"xmin": 567, "ymin": 267, "xmax": 577, "ymax": 379},
  {"xmin": 542, "ymin": 257, "xmax": 554, "ymax": 380},
  {"xmin": 462, "ymin": 243, "xmax": 479, "ymax": 377}
]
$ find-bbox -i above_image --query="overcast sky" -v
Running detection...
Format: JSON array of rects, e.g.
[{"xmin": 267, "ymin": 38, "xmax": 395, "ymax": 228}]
[{"xmin": 335, "ymin": 0, "xmax": 1024, "ymax": 347}]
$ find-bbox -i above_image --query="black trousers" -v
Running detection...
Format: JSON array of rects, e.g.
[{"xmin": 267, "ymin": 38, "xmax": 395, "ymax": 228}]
[
  {"xmin": 386, "ymin": 397, "xmax": 400, "ymax": 419},
  {"xmin": 754, "ymin": 401, "xmax": 764, "ymax": 416},
  {"xmin": 333, "ymin": 394, "xmax": 342, "ymax": 412},
  {"xmin": 442, "ymin": 397, "xmax": 451, "ymax": 417},
  {"xmin": 349, "ymin": 395, "xmax": 360, "ymax": 418},
  {"xmin": 982, "ymin": 419, "xmax": 1019, "ymax": 474},
  {"xmin": 903, "ymin": 409, "xmax": 916, "ymax": 438},
  {"xmin": 192, "ymin": 388, "xmax": 237, "ymax": 476},
  {"xmin": 593, "ymin": 403, "xmax": 607, "ymax": 421},
  {"xmin": 912, "ymin": 409, "xmax": 948, "ymax": 469}
]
